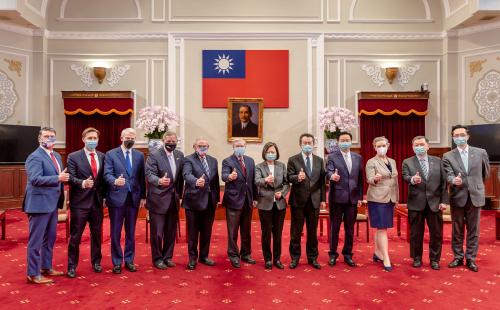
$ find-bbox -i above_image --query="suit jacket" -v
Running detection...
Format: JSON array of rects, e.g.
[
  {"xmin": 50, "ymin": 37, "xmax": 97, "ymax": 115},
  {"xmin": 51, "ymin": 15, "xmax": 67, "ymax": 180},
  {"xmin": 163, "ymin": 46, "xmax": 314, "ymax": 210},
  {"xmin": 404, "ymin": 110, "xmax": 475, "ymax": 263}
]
[
  {"xmin": 221, "ymin": 154, "xmax": 258, "ymax": 210},
  {"xmin": 402, "ymin": 155, "xmax": 449, "ymax": 212},
  {"xmin": 325, "ymin": 150, "xmax": 363, "ymax": 205},
  {"xmin": 145, "ymin": 148, "xmax": 184, "ymax": 214},
  {"xmin": 365, "ymin": 156, "xmax": 399, "ymax": 203},
  {"xmin": 67, "ymin": 149, "xmax": 106, "ymax": 209},
  {"xmin": 255, "ymin": 161, "xmax": 290, "ymax": 211},
  {"xmin": 287, "ymin": 153, "xmax": 326, "ymax": 209},
  {"xmin": 442, "ymin": 146, "xmax": 490, "ymax": 207},
  {"xmin": 23, "ymin": 147, "xmax": 64, "ymax": 213},
  {"xmin": 182, "ymin": 153, "xmax": 220, "ymax": 211},
  {"xmin": 232, "ymin": 121, "xmax": 258, "ymax": 137},
  {"xmin": 103, "ymin": 147, "xmax": 146, "ymax": 208}
]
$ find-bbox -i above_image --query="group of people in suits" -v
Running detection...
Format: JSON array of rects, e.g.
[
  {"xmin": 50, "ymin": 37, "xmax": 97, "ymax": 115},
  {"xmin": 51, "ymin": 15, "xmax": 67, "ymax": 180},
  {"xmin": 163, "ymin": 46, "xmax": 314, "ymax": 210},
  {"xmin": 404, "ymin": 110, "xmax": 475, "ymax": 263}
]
[{"xmin": 22, "ymin": 124, "xmax": 489, "ymax": 284}]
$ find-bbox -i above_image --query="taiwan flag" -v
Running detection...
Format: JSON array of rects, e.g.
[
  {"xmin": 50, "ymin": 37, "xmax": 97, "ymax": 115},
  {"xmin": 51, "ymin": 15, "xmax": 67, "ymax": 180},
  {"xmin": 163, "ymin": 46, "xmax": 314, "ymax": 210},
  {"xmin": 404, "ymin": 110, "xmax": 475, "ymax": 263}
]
[{"xmin": 202, "ymin": 50, "xmax": 289, "ymax": 108}]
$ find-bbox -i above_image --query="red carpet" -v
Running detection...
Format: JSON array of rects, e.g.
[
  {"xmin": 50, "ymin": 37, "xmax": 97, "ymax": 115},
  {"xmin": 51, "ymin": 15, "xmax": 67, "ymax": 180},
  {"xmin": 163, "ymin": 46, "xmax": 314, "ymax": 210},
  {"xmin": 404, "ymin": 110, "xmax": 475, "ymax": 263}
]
[{"xmin": 1, "ymin": 209, "xmax": 499, "ymax": 309}]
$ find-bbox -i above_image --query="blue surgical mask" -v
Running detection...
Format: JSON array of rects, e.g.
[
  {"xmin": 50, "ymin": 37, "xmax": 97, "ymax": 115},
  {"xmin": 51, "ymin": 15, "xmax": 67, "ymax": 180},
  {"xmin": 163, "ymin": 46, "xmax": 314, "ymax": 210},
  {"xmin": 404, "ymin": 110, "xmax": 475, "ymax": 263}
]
[
  {"xmin": 453, "ymin": 137, "xmax": 467, "ymax": 146},
  {"xmin": 265, "ymin": 153, "xmax": 277, "ymax": 161},
  {"xmin": 41, "ymin": 137, "xmax": 56, "ymax": 149},
  {"xmin": 196, "ymin": 146, "xmax": 208, "ymax": 156},
  {"xmin": 302, "ymin": 145, "xmax": 313, "ymax": 154},
  {"xmin": 234, "ymin": 146, "xmax": 246, "ymax": 157},
  {"xmin": 339, "ymin": 141, "xmax": 352, "ymax": 150},
  {"xmin": 413, "ymin": 146, "xmax": 426, "ymax": 156},
  {"xmin": 85, "ymin": 140, "xmax": 98, "ymax": 150}
]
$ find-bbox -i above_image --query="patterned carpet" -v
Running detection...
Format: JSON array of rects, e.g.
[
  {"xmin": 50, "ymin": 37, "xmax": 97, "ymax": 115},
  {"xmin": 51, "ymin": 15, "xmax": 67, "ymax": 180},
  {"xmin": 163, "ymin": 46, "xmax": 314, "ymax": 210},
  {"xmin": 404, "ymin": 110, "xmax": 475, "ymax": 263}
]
[{"xmin": 0, "ymin": 209, "xmax": 499, "ymax": 309}]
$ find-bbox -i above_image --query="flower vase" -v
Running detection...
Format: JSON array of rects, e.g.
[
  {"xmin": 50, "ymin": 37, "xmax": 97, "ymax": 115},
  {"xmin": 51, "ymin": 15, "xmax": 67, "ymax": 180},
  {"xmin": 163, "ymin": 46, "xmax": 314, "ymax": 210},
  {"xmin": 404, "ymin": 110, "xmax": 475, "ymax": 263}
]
[
  {"xmin": 148, "ymin": 138, "xmax": 163, "ymax": 152},
  {"xmin": 325, "ymin": 138, "xmax": 339, "ymax": 154}
]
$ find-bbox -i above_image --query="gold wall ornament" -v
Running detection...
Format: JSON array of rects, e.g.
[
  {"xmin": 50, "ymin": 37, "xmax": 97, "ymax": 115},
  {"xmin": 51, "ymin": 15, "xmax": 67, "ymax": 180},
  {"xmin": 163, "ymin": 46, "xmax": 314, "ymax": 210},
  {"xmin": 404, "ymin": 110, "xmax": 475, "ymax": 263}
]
[
  {"xmin": 469, "ymin": 59, "xmax": 487, "ymax": 78},
  {"xmin": 497, "ymin": 56, "xmax": 500, "ymax": 61},
  {"xmin": 384, "ymin": 67, "xmax": 399, "ymax": 84},
  {"xmin": 3, "ymin": 58, "xmax": 22, "ymax": 77}
]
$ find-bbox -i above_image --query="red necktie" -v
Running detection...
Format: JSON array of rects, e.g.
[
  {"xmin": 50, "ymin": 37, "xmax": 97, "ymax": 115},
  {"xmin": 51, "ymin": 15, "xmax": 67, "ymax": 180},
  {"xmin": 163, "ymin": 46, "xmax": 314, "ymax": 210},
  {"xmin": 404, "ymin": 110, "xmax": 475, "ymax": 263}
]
[
  {"xmin": 50, "ymin": 152, "xmax": 60, "ymax": 173},
  {"xmin": 239, "ymin": 157, "xmax": 247, "ymax": 177},
  {"xmin": 89, "ymin": 153, "xmax": 98, "ymax": 178}
]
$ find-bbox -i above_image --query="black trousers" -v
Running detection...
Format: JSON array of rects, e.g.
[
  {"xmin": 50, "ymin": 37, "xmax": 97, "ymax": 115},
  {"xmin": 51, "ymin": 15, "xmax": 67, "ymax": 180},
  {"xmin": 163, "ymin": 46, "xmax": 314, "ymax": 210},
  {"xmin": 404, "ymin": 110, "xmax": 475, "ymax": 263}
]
[
  {"xmin": 149, "ymin": 203, "xmax": 178, "ymax": 264},
  {"xmin": 226, "ymin": 201, "xmax": 253, "ymax": 259},
  {"xmin": 408, "ymin": 204, "xmax": 443, "ymax": 262},
  {"xmin": 289, "ymin": 199, "xmax": 319, "ymax": 261},
  {"xmin": 451, "ymin": 196, "xmax": 481, "ymax": 261},
  {"xmin": 258, "ymin": 203, "xmax": 286, "ymax": 262},
  {"xmin": 186, "ymin": 204, "xmax": 215, "ymax": 261},
  {"xmin": 328, "ymin": 202, "xmax": 357, "ymax": 259},
  {"xmin": 67, "ymin": 203, "xmax": 103, "ymax": 269}
]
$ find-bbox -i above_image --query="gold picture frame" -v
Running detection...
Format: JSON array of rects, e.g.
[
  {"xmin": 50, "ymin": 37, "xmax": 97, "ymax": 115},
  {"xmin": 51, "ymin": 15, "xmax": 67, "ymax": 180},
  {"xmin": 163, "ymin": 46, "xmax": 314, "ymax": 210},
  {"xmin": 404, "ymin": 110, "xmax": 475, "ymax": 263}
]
[{"xmin": 227, "ymin": 98, "xmax": 264, "ymax": 143}]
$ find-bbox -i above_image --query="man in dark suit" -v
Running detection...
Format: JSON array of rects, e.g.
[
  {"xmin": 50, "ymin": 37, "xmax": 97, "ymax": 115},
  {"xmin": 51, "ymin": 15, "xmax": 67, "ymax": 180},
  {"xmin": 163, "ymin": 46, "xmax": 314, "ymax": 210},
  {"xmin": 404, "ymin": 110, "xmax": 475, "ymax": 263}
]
[
  {"xmin": 24, "ymin": 127, "xmax": 68, "ymax": 284},
  {"xmin": 182, "ymin": 137, "xmax": 220, "ymax": 270},
  {"xmin": 66, "ymin": 127, "xmax": 106, "ymax": 278},
  {"xmin": 232, "ymin": 105, "xmax": 259, "ymax": 137},
  {"xmin": 145, "ymin": 131, "xmax": 184, "ymax": 270},
  {"xmin": 326, "ymin": 132, "xmax": 363, "ymax": 267},
  {"xmin": 443, "ymin": 125, "xmax": 490, "ymax": 272},
  {"xmin": 402, "ymin": 136, "xmax": 449, "ymax": 270},
  {"xmin": 103, "ymin": 128, "xmax": 146, "ymax": 274},
  {"xmin": 287, "ymin": 133, "xmax": 326, "ymax": 269},
  {"xmin": 221, "ymin": 138, "xmax": 258, "ymax": 268}
]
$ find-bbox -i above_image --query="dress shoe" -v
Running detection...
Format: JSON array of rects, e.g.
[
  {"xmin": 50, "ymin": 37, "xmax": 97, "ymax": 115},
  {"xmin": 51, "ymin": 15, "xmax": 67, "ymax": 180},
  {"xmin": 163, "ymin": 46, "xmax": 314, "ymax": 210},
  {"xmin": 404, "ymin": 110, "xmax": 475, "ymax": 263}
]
[
  {"xmin": 466, "ymin": 259, "xmax": 478, "ymax": 272},
  {"xmin": 112, "ymin": 265, "xmax": 122, "ymax": 274},
  {"xmin": 125, "ymin": 262, "xmax": 137, "ymax": 272},
  {"xmin": 274, "ymin": 260, "xmax": 285, "ymax": 269},
  {"xmin": 241, "ymin": 256, "xmax": 256, "ymax": 264},
  {"xmin": 265, "ymin": 261, "xmax": 272, "ymax": 269},
  {"xmin": 27, "ymin": 275, "xmax": 53, "ymax": 284},
  {"xmin": 289, "ymin": 259, "xmax": 298, "ymax": 269},
  {"xmin": 230, "ymin": 258, "xmax": 241, "ymax": 268},
  {"xmin": 41, "ymin": 268, "xmax": 64, "ymax": 276},
  {"xmin": 344, "ymin": 257, "xmax": 356, "ymax": 267},
  {"xmin": 308, "ymin": 259, "xmax": 321, "ymax": 269},
  {"xmin": 154, "ymin": 261, "xmax": 168, "ymax": 270},
  {"xmin": 199, "ymin": 258, "xmax": 216, "ymax": 266},
  {"xmin": 383, "ymin": 264, "xmax": 393, "ymax": 272},
  {"xmin": 328, "ymin": 256, "xmax": 337, "ymax": 266},
  {"xmin": 430, "ymin": 261, "xmax": 440, "ymax": 270},
  {"xmin": 412, "ymin": 258, "xmax": 422, "ymax": 268},
  {"xmin": 165, "ymin": 260, "xmax": 176, "ymax": 267},
  {"xmin": 373, "ymin": 254, "xmax": 383, "ymax": 263},
  {"xmin": 93, "ymin": 263, "xmax": 103, "ymax": 273},
  {"xmin": 67, "ymin": 268, "xmax": 76, "ymax": 278},
  {"xmin": 187, "ymin": 260, "xmax": 196, "ymax": 270},
  {"xmin": 448, "ymin": 258, "xmax": 464, "ymax": 268}
]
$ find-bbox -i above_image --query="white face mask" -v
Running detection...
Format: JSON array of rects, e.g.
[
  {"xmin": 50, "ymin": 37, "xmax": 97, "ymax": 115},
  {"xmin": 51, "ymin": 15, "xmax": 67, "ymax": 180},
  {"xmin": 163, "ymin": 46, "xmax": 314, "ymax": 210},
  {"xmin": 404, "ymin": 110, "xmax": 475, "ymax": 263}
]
[{"xmin": 376, "ymin": 146, "xmax": 387, "ymax": 156}]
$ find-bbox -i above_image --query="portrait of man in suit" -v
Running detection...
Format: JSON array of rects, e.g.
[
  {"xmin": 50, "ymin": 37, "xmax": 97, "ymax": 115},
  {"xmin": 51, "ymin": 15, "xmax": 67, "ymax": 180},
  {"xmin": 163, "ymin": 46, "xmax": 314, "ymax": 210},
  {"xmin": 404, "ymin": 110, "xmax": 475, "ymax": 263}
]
[{"xmin": 228, "ymin": 99, "xmax": 263, "ymax": 142}]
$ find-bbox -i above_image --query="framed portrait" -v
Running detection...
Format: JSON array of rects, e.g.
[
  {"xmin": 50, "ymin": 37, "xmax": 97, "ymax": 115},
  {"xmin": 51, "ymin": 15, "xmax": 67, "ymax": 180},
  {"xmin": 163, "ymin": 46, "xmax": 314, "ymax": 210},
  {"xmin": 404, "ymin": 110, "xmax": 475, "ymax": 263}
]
[{"xmin": 227, "ymin": 98, "xmax": 263, "ymax": 143}]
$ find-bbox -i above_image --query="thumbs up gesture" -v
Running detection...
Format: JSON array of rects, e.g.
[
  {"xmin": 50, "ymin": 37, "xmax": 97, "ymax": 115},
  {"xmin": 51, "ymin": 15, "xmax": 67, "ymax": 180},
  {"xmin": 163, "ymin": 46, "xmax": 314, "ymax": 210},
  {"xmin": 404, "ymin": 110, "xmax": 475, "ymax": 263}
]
[
  {"xmin": 83, "ymin": 176, "xmax": 94, "ymax": 189},
  {"xmin": 265, "ymin": 172, "xmax": 275, "ymax": 185},
  {"xmin": 453, "ymin": 172, "xmax": 463, "ymax": 186},
  {"xmin": 229, "ymin": 168, "xmax": 238, "ymax": 181},
  {"xmin": 58, "ymin": 168, "xmax": 70, "ymax": 182},
  {"xmin": 331, "ymin": 168, "xmax": 340, "ymax": 182},
  {"xmin": 115, "ymin": 174, "xmax": 126, "ymax": 187},
  {"xmin": 159, "ymin": 172, "xmax": 171, "ymax": 186},
  {"xmin": 374, "ymin": 172, "xmax": 382, "ymax": 183},
  {"xmin": 196, "ymin": 174, "xmax": 206, "ymax": 188},
  {"xmin": 298, "ymin": 168, "xmax": 306, "ymax": 182},
  {"xmin": 413, "ymin": 171, "xmax": 422, "ymax": 184}
]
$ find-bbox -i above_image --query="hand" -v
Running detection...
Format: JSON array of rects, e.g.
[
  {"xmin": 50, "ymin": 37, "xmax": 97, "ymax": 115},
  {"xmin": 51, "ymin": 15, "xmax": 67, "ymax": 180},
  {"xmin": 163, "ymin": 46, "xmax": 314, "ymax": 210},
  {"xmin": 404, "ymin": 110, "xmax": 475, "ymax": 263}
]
[
  {"xmin": 115, "ymin": 174, "xmax": 126, "ymax": 187},
  {"xmin": 274, "ymin": 192, "xmax": 282, "ymax": 199},
  {"xmin": 413, "ymin": 171, "xmax": 421, "ymax": 184},
  {"xmin": 159, "ymin": 173, "xmax": 171, "ymax": 186},
  {"xmin": 330, "ymin": 168, "xmax": 340, "ymax": 182},
  {"xmin": 140, "ymin": 199, "xmax": 146, "ymax": 208},
  {"xmin": 453, "ymin": 173, "xmax": 463, "ymax": 186},
  {"xmin": 320, "ymin": 202, "xmax": 326, "ymax": 210},
  {"xmin": 298, "ymin": 168, "xmax": 306, "ymax": 182},
  {"xmin": 83, "ymin": 176, "xmax": 94, "ymax": 189},
  {"xmin": 265, "ymin": 174, "xmax": 274, "ymax": 185},
  {"xmin": 439, "ymin": 203, "xmax": 448, "ymax": 211},
  {"xmin": 228, "ymin": 168, "xmax": 238, "ymax": 181},
  {"xmin": 373, "ymin": 173, "xmax": 382, "ymax": 183},
  {"xmin": 196, "ymin": 174, "xmax": 206, "ymax": 188},
  {"xmin": 103, "ymin": 199, "xmax": 107, "ymax": 208},
  {"xmin": 253, "ymin": 200, "xmax": 258, "ymax": 208},
  {"xmin": 58, "ymin": 168, "xmax": 69, "ymax": 182}
]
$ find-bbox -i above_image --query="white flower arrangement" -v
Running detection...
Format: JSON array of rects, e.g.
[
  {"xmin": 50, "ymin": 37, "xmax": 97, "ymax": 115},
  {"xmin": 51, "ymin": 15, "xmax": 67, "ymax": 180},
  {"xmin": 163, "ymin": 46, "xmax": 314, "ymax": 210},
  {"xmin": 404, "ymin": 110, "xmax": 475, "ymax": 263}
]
[
  {"xmin": 135, "ymin": 105, "xmax": 179, "ymax": 139},
  {"xmin": 318, "ymin": 107, "xmax": 357, "ymax": 139}
]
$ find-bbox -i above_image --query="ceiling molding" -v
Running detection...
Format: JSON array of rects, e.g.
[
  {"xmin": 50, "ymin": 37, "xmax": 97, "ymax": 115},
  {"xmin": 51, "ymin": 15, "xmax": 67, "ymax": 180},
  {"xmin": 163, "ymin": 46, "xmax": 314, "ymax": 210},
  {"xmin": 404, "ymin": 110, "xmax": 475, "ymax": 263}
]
[
  {"xmin": 46, "ymin": 31, "xmax": 169, "ymax": 40},
  {"xmin": 447, "ymin": 20, "xmax": 500, "ymax": 37},
  {"xmin": 324, "ymin": 31, "xmax": 446, "ymax": 40},
  {"xmin": 24, "ymin": 0, "xmax": 48, "ymax": 18}
]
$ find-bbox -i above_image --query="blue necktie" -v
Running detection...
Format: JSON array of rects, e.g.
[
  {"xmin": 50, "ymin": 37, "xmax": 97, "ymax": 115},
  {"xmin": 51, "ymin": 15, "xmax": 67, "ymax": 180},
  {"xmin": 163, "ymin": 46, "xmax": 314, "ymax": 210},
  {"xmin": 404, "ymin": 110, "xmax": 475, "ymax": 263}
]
[
  {"xmin": 306, "ymin": 156, "xmax": 312, "ymax": 175},
  {"xmin": 125, "ymin": 150, "xmax": 132, "ymax": 176}
]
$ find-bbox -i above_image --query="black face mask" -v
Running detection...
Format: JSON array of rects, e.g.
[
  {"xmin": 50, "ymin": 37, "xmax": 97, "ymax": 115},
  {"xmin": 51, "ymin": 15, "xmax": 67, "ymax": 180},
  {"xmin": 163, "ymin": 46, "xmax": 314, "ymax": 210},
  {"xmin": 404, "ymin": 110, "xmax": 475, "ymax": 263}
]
[
  {"xmin": 165, "ymin": 143, "xmax": 177, "ymax": 152},
  {"xmin": 123, "ymin": 140, "xmax": 135, "ymax": 149}
]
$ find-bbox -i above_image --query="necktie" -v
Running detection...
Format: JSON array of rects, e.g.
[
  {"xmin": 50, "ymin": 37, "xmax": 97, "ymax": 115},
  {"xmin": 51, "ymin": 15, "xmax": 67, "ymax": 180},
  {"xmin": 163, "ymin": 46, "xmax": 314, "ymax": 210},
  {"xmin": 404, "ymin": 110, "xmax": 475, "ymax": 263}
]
[
  {"xmin": 125, "ymin": 150, "xmax": 132, "ymax": 176},
  {"xmin": 344, "ymin": 153, "xmax": 352, "ymax": 174},
  {"xmin": 50, "ymin": 152, "xmax": 60, "ymax": 173},
  {"xmin": 239, "ymin": 157, "xmax": 247, "ymax": 177},
  {"xmin": 461, "ymin": 150, "xmax": 468, "ymax": 172},
  {"xmin": 89, "ymin": 153, "xmax": 98, "ymax": 178},
  {"xmin": 306, "ymin": 155, "xmax": 312, "ymax": 175},
  {"xmin": 201, "ymin": 157, "xmax": 210, "ymax": 177},
  {"xmin": 168, "ymin": 153, "xmax": 176, "ymax": 180},
  {"xmin": 419, "ymin": 158, "xmax": 428, "ymax": 179}
]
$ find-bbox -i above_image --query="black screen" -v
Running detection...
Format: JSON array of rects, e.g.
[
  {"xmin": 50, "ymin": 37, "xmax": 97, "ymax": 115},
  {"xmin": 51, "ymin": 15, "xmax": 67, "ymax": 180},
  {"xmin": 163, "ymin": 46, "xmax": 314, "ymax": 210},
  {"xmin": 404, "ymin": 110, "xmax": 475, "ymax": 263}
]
[
  {"xmin": 0, "ymin": 125, "xmax": 41, "ymax": 164},
  {"xmin": 451, "ymin": 124, "xmax": 500, "ymax": 163}
]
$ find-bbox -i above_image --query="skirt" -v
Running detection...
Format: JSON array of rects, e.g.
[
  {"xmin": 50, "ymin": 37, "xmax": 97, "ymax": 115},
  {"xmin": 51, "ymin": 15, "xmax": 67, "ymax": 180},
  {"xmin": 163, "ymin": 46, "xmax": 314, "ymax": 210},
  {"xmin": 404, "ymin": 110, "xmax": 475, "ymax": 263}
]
[{"xmin": 368, "ymin": 201, "xmax": 395, "ymax": 229}]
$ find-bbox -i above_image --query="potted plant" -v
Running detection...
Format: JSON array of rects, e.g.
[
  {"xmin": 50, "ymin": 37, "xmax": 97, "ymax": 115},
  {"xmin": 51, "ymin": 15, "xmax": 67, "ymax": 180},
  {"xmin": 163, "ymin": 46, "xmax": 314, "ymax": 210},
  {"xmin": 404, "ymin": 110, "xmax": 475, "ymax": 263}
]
[
  {"xmin": 318, "ymin": 107, "xmax": 357, "ymax": 154},
  {"xmin": 135, "ymin": 105, "xmax": 179, "ymax": 152}
]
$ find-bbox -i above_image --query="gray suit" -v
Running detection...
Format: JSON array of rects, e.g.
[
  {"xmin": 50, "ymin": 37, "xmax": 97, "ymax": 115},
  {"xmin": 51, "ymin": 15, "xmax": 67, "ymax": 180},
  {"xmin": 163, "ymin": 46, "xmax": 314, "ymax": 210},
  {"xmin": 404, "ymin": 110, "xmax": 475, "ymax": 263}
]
[
  {"xmin": 402, "ymin": 155, "xmax": 449, "ymax": 262},
  {"xmin": 443, "ymin": 146, "xmax": 490, "ymax": 261}
]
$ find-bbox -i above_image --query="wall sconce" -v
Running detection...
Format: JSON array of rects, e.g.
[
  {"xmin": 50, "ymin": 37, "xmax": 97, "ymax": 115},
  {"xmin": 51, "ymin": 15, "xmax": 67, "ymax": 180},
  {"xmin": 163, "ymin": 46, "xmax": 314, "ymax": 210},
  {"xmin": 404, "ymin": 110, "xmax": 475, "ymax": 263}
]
[
  {"xmin": 385, "ymin": 67, "xmax": 399, "ymax": 84},
  {"xmin": 93, "ymin": 67, "xmax": 107, "ymax": 84}
]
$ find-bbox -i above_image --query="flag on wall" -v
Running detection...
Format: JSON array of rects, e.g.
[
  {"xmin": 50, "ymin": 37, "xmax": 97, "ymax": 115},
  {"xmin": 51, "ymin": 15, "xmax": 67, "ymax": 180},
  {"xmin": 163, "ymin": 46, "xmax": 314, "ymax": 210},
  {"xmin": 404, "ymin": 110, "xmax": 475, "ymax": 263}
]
[{"xmin": 202, "ymin": 50, "xmax": 289, "ymax": 108}]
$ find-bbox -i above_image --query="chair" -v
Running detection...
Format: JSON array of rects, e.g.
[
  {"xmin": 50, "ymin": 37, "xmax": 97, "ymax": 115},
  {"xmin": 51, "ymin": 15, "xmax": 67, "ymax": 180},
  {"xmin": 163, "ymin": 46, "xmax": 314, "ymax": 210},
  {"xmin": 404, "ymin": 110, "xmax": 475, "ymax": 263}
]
[
  {"xmin": 58, "ymin": 190, "xmax": 70, "ymax": 243},
  {"xmin": 356, "ymin": 200, "xmax": 369, "ymax": 242},
  {"xmin": 0, "ymin": 210, "xmax": 6, "ymax": 240},
  {"xmin": 318, "ymin": 204, "xmax": 330, "ymax": 242}
]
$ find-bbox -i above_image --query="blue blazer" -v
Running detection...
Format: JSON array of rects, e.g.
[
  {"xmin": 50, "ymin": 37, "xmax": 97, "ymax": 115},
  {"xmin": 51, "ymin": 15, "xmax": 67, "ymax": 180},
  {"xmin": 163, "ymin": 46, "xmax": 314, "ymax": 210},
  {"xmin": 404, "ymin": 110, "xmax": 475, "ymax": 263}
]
[
  {"xmin": 23, "ymin": 147, "xmax": 64, "ymax": 213},
  {"xmin": 182, "ymin": 153, "xmax": 220, "ymax": 211},
  {"xmin": 221, "ymin": 154, "xmax": 257, "ymax": 210},
  {"xmin": 326, "ymin": 150, "xmax": 364, "ymax": 205},
  {"xmin": 103, "ymin": 147, "xmax": 146, "ymax": 208}
]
